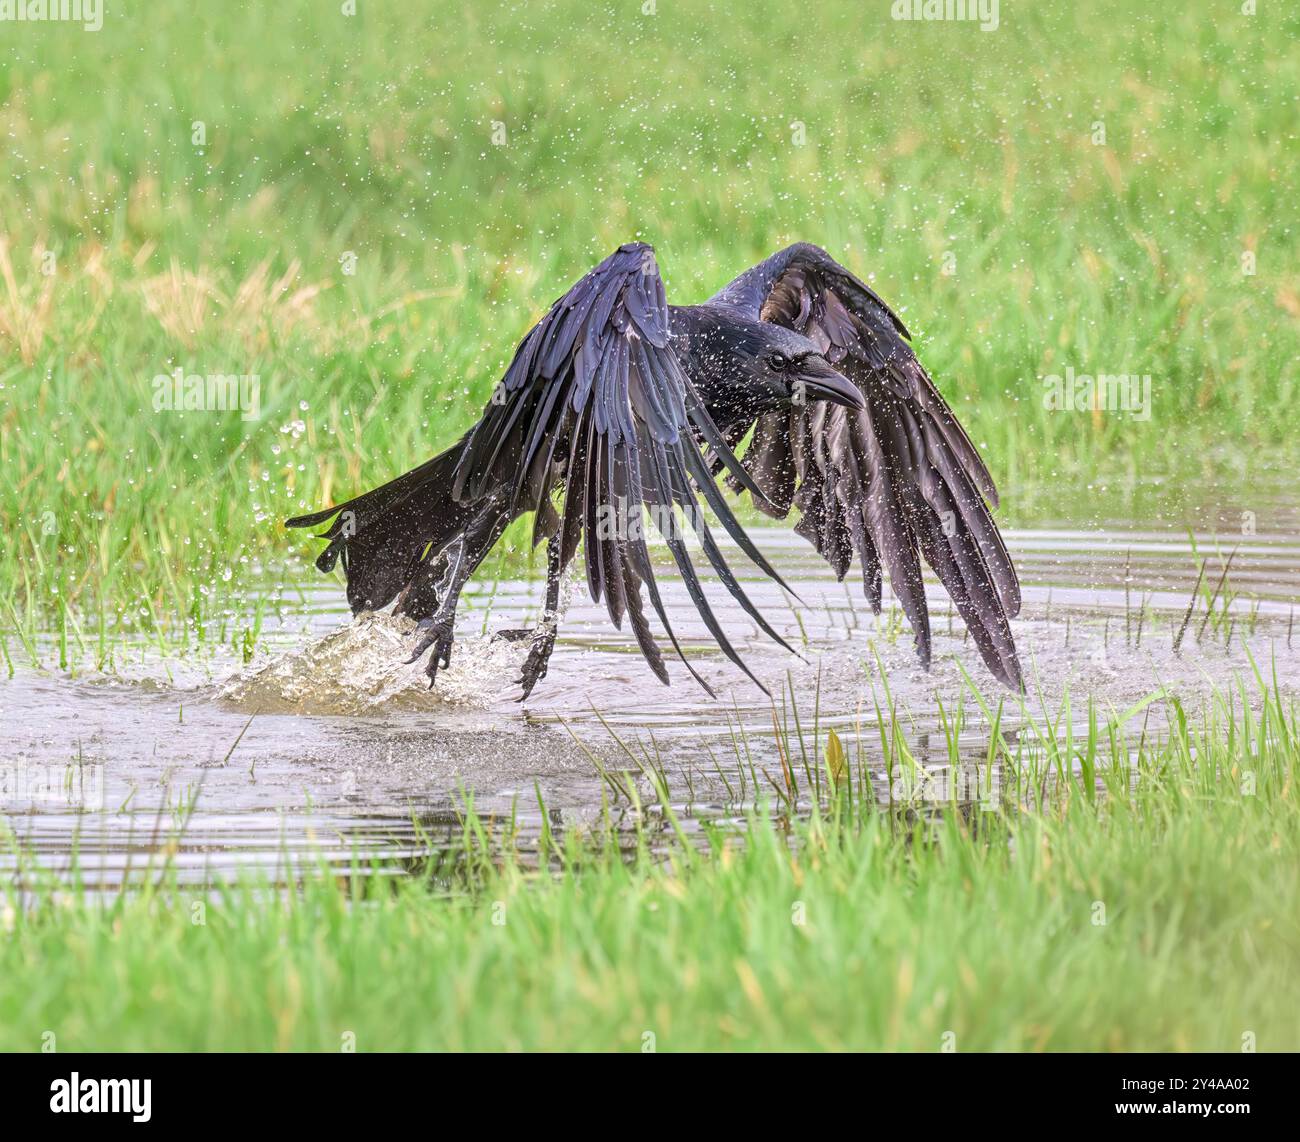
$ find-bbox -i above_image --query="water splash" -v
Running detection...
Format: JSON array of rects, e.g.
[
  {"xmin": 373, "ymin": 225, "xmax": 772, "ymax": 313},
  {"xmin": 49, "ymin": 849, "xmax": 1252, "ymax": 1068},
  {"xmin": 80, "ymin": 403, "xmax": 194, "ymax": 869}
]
[{"xmin": 219, "ymin": 612, "xmax": 518, "ymax": 714}]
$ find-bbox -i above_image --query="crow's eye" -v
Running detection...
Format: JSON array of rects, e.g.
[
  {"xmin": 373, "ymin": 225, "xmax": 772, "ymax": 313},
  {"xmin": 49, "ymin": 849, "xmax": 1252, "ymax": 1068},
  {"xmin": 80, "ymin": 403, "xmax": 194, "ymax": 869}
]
[{"xmin": 768, "ymin": 352, "xmax": 789, "ymax": 372}]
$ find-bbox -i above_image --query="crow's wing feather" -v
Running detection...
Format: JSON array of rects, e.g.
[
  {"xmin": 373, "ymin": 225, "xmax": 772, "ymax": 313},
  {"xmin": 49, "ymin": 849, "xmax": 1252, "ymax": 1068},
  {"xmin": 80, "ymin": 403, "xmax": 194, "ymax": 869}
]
[
  {"xmin": 716, "ymin": 243, "xmax": 1022, "ymax": 689},
  {"xmin": 453, "ymin": 242, "xmax": 785, "ymax": 694}
]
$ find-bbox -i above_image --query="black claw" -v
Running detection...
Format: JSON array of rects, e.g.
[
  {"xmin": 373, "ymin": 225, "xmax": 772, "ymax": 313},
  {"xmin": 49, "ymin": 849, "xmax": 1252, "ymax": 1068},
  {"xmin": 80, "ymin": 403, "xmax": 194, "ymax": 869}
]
[
  {"xmin": 515, "ymin": 632, "xmax": 555, "ymax": 700},
  {"xmin": 408, "ymin": 616, "xmax": 454, "ymax": 686},
  {"xmin": 406, "ymin": 618, "xmax": 440, "ymax": 664}
]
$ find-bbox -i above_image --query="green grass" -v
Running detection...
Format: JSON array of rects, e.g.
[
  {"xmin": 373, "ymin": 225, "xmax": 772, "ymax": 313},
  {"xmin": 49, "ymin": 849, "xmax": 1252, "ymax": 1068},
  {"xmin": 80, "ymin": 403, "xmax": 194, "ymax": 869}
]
[
  {"xmin": 1, "ymin": 0, "xmax": 1297, "ymax": 640},
  {"xmin": 2, "ymin": 2, "xmax": 1297, "ymax": 1055},
  {"xmin": 3, "ymin": 671, "xmax": 1298, "ymax": 1051}
]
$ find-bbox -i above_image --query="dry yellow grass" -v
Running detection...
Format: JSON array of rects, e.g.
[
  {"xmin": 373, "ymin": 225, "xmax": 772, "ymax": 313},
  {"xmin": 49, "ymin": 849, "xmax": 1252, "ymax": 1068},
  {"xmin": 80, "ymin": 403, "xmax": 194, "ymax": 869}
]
[{"xmin": 0, "ymin": 238, "xmax": 56, "ymax": 364}]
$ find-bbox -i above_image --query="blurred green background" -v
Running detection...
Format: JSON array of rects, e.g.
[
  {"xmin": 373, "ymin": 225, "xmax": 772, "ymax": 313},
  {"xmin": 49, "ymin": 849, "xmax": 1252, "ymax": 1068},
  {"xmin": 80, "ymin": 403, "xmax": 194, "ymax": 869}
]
[{"xmin": 1, "ymin": 0, "xmax": 1296, "ymax": 633}]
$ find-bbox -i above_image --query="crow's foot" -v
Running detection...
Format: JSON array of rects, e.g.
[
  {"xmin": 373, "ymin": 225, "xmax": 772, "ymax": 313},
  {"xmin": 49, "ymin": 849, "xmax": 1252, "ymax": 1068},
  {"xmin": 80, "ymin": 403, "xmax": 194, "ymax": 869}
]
[
  {"xmin": 516, "ymin": 625, "xmax": 557, "ymax": 701},
  {"xmin": 407, "ymin": 615, "xmax": 455, "ymax": 687}
]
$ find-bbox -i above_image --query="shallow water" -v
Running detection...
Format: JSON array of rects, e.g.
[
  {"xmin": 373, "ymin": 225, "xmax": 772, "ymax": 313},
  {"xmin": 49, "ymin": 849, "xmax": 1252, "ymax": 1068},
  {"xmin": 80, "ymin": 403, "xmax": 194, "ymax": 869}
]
[{"xmin": 3, "ymin": 471, "xmax": 1298, "ymax": 886}]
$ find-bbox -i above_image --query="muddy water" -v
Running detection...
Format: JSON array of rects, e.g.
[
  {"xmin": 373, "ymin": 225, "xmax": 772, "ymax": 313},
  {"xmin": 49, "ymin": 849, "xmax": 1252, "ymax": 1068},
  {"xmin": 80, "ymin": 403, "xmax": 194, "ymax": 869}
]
[{"xmin": 3, "ymin": 472, "xmax": 1298, "ymax": 886}]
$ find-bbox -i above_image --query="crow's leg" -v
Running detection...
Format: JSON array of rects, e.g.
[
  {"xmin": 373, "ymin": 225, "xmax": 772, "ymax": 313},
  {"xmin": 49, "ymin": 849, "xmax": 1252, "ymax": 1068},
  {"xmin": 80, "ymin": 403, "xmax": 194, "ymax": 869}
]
[
  {"xmin": 403, "ymin": 540, "xmax": 462, "ymax": 684},
  {"xmin": 404, "ymin": 501, "xmax": 510, "ymax": 687},
  {"xmin": 517, "ymin": 535, "xmax": 567, "ymax": 700}
]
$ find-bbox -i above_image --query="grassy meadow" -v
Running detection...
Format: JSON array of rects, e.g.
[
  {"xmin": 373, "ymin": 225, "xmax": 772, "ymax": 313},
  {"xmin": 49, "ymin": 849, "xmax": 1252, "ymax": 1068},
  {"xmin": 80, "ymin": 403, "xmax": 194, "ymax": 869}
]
[
  {"xmin": 1, "ymin": 0, "xmax": 1297, "ymax": 638},
  {"xmin": 4, "ymin": 675, "xmax": 1298, "ymax": 1051},
  {"xmin": 2, "ymin": 3, "xmax": 1299, "ymax": 1053}
]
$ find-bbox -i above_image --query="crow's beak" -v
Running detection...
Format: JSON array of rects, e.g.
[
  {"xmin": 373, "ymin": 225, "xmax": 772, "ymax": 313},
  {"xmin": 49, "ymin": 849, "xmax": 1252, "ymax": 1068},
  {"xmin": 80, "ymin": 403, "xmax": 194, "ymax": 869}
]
[{"xmin": 795, "ymin": 357, "xmax": 866, "ymax": 411}]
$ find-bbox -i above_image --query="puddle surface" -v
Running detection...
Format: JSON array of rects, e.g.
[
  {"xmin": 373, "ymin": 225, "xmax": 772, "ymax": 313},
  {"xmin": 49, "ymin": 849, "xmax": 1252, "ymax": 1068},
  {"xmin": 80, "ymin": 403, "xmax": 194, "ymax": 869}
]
[{"xmin": 4, "ymin": 469, "xmax": 1298, "ymax": 886}]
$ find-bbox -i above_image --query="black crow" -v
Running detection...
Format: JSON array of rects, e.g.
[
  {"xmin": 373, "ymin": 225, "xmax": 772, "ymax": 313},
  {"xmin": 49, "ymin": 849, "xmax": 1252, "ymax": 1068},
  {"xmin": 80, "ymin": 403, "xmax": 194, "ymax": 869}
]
[{"xmin": 287, "ymin": 242, "xmax": 1021, "ymax": 697}]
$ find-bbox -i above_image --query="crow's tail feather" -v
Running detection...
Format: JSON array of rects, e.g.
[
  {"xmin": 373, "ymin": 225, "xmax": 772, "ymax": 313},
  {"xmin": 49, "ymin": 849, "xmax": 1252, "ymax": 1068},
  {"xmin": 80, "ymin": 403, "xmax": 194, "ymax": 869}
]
[{"xmin": 285, "ymin": 438, "xmax": 470, "ymax": 615}]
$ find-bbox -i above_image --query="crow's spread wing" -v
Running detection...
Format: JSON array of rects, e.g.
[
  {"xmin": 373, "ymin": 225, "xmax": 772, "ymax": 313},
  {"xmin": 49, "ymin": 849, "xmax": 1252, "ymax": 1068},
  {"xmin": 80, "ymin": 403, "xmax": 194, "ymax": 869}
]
[
  {"xmin": 454, "ymin": 242, "xmax": 794, "ymax": 694},
  {"xmin": 713, "ymin": 243, "xmax": 1022, "ymax": 689}
]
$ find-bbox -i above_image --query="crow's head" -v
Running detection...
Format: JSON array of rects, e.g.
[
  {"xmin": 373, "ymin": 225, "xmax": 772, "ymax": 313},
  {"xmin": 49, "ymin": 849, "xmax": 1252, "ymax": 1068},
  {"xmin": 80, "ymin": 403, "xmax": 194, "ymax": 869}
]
[
  {"xmin": 680, "ymin": 310, "xmax": 865, "ymax": 417},
  {"xmin": 741, "ymin": 322, "xmax": 865, "ymax": 412}
]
